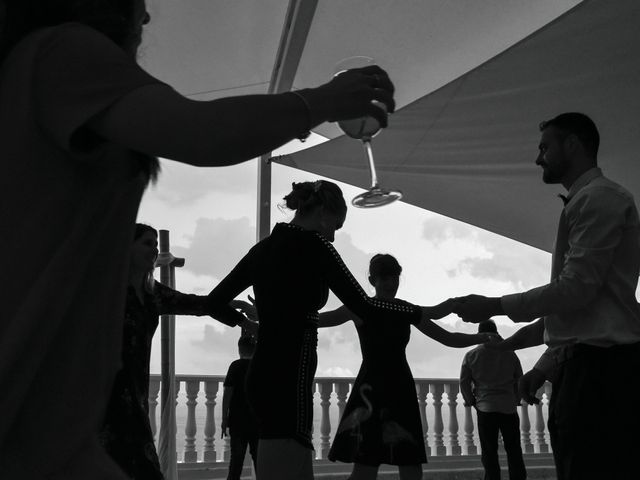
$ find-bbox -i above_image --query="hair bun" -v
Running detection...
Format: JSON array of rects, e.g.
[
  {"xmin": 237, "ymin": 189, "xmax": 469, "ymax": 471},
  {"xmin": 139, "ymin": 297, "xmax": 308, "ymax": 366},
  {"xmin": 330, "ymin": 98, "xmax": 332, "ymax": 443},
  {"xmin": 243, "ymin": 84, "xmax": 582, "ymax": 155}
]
[{"xmin": 284, "ymin": 182, "xmax": 315, "ymax": 211}]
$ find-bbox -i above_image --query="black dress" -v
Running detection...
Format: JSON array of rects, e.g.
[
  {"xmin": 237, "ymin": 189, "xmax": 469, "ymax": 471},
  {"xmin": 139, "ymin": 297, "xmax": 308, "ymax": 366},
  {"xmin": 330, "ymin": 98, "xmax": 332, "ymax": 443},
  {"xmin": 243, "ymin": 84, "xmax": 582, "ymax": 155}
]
[
  {"xmin": 207, "ymin": 223, "xmax": 421, "ymax": 449},
  {"xmin": 100, "ymin": 281, "xmax": 236, "ymax": 479},
  {"xmin": 328, "ymin": 304, "xmax": 427, "ymax": 466}
]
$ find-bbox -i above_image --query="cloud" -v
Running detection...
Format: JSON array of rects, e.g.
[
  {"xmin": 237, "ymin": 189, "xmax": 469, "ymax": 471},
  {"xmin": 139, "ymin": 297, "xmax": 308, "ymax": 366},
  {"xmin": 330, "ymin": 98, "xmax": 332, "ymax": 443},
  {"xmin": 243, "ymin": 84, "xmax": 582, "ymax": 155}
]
[
  {"xmin": 171, "ymin": 216, "xmax": 256, "ymax": 279},
  {"xmin": 422, "ymin": 216, "xmax": 550, "ymax": 291},
  {"xmin": 152, "ymin": 159, "xmax": 258, "ymax": 206}
]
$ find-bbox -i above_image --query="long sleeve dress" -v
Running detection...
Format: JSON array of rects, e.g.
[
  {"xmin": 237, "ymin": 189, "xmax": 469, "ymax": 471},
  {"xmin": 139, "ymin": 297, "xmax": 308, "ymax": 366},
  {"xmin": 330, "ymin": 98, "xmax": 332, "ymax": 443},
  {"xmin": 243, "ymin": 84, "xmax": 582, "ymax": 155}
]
[
  {"xmin": 328, "ymin": 303, "xmax": 427, "ymax": 466},
  {"xmin": 207, "ymin": 223, "xmax": 422, "ymax": 449},
  {"xmin": 100, "ymin": 281, "xmax": 237, "ymax": 479}
]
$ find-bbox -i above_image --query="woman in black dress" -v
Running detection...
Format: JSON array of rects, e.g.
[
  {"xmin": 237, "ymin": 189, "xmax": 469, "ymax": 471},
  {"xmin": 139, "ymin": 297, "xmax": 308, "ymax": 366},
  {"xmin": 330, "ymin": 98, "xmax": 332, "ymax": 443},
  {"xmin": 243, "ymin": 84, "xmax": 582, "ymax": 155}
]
[
  {"xmin": 320, "ymin": 254, "xmax": 494, "ymax": 480},
  {"xmin": 100, "ymin": 224, "xmax": 254, "ymax": 479},
  {"xmin": 207, "ymin": 181, "xmax": 457, "ymax": 480}
]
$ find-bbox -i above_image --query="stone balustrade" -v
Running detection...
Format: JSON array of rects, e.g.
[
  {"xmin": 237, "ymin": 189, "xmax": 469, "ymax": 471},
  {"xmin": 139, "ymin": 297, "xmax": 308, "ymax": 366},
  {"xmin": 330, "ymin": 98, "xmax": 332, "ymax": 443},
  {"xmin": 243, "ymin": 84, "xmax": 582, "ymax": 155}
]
[{"xmin": 148, "ymin": 374, "xmax": 552, "ymax": 463}]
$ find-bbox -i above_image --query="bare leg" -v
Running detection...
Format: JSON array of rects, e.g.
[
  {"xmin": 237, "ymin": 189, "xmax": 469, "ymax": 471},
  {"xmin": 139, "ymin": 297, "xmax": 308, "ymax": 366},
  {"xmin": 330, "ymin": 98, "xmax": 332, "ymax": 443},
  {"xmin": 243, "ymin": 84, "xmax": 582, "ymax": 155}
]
[
  {"xmin": 349, "ymin": 463, "xmax": 379, "ymax": 480},
  {"xmin": 398, "ymin": 464, "xmax": 423, "ymax": 480}
]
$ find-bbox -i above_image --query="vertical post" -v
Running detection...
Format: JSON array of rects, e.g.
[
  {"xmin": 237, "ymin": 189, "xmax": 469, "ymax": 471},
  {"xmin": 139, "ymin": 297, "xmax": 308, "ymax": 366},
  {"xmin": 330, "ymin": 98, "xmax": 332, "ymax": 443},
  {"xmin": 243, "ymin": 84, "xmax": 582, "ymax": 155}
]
[
  {"xmin": 318, "ymin": 380, "xmax": 333, "ymax": 459},
  {"xmin": 416, "ymin": 382, "xmax": 430, "ymax": 456},
  {"xmin": 430, "ymin": 382, "xmax": 446, "ymax": 456},
  {"xmin": 184, "ymin": 380, "xmax": 200, "ymax": 462},
  {"xmin": 463, "ymin": 405, "xmax": 477, "ymax": 455},
  {"xmin": 157, "ymin": 230, "xmax": 184, "ymax": 480},
  {"xmin": 520, "ymin": 402, "xmax": 534, "ymax": 453},
  {"xmin": 256, "ymin": 0, "xmax": 319, "ymax": 241},
  {"xmin": 257, "ymin": 156, "xmax": 272, "ymax": 241},
  {"xmin": 445, "ymin": 383, "xmax": 461, "ymax": 455},
  {"xmin": 148, "ymin": 377, "xmax": 161, "ymax": 442},
  {"xmin": 535, "ymin": 384, "xmax": 549, "ymax": 453},
  {"xmin": 335, "ymin": 381, "xmax": 350, "ymax": 420},
  {"xmin": 203, "ymin": 379, "xmax": 219, "ymax": 462}
]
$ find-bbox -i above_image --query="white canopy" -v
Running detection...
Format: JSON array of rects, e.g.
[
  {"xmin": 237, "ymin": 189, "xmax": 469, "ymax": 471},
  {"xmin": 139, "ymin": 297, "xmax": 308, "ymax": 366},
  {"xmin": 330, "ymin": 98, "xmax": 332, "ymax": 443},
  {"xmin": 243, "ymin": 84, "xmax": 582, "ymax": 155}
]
[{"xmin": 140, "ymin": 0, "xmax": 640, "ymax": 252}]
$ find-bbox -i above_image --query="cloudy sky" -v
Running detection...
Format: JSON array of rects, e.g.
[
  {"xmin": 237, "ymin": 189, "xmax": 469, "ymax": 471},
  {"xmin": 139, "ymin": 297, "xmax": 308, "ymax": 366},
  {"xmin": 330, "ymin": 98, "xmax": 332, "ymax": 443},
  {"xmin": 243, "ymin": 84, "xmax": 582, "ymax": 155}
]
[{"xmin": 139, "ymin": 136, "xmax": 551, "ymax": 380}]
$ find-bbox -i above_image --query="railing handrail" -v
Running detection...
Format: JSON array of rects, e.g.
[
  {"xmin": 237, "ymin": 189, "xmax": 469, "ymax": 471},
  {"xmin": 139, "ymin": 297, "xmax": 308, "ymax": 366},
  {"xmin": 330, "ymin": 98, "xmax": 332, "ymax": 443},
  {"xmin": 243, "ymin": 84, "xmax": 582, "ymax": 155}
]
[{"xmin": 151, "ymin": 373, "xmax": 461, "ymax": 383}]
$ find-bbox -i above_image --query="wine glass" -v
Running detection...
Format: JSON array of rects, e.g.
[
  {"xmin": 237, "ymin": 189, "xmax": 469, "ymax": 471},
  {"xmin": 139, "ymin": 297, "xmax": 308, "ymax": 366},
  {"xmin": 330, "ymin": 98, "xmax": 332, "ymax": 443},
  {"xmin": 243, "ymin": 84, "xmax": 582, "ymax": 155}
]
[{"xmin": 334, "ymin": 56, "xmax": 403, "ymax": 208}]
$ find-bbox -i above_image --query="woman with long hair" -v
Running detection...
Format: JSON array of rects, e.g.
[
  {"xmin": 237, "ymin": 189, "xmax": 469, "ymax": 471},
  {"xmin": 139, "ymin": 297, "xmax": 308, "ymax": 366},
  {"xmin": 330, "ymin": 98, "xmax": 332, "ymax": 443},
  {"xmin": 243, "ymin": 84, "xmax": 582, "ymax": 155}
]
[
  {"xmin": 321, "ymin": 254, "xmax": 495, "ymax": 480},
  {"xmin": 99, "ymin": 224, "xmax": 254, "ymax": 480},
  {"xmin": 207, "ymin": 181, "xmax": 457, "ymax": 480},
  {"xmin": 0, "ymin": 1, "xmax": 394, "ymax": 477}
]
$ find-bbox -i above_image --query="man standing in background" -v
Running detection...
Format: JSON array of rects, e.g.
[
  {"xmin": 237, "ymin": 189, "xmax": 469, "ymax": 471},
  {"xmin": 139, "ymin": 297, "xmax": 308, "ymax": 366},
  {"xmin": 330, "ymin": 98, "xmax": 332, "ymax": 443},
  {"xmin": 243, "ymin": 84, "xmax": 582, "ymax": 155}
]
[{"xmin": 460, "ymin": 320, "xmax": 526, "ymax": 480}]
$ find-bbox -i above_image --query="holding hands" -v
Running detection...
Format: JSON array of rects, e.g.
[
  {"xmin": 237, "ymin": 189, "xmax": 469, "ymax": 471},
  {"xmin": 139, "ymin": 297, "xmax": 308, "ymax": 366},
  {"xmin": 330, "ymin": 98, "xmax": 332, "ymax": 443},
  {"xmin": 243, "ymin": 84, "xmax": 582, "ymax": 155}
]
[
  {"xmin": 230, "ymin": 297, "xmax": 259, "ymax": 335},
  {"xmin": 449, "ymin": 294, "xmax": 504, "ymax": 323}
]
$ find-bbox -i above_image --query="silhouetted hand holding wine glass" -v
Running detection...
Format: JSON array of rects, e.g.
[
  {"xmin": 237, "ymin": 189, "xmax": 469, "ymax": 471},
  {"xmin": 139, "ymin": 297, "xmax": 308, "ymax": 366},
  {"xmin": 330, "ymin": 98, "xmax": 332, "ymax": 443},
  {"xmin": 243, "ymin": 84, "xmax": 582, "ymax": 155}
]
[{"xmin": 334, "ymin": 57, "xmax": 403, "ymax": 208}]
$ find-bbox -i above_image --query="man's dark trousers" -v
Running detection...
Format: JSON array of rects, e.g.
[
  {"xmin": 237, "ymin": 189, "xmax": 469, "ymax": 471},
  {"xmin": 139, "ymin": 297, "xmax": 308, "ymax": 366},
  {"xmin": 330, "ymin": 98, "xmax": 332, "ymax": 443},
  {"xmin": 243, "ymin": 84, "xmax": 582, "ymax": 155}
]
[
  {"xmin": 548, "ymin": 343, "xmax": 640, "ymax": 480},
  {"xmin": 477, "ymin": 410, "xmax": 526, "ymax": 480},
  {"xmin": 227, "ymin": 425, "xmax": 258, "ymax": 480}
]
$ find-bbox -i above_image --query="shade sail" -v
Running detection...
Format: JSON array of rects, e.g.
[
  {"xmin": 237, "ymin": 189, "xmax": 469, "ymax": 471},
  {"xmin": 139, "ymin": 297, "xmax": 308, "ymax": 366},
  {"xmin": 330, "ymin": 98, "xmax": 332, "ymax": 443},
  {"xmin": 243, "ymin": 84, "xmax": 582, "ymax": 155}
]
[
  {"xmin": 138, "ymin": 0, "xmax": 640, "ymax": 253},
  {"xmin": 281, "ymin": 0, "xmax": 640, "ymax": 252}
]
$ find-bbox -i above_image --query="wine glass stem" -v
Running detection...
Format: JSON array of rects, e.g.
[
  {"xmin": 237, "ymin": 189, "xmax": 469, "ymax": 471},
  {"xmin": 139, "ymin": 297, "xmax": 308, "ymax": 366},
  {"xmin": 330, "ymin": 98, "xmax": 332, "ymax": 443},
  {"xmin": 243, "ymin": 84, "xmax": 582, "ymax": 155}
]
[{"xmin": 362, "ymin": 140, "xmax": 379, "ymax": 189}]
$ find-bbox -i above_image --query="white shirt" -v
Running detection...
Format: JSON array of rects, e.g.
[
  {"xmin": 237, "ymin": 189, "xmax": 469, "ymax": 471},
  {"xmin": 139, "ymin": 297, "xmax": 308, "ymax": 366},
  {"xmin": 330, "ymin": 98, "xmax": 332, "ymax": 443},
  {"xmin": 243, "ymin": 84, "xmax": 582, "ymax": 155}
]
[{"xmin": 501, "ymin": 168, "xmax": 640, "ymax": 374}]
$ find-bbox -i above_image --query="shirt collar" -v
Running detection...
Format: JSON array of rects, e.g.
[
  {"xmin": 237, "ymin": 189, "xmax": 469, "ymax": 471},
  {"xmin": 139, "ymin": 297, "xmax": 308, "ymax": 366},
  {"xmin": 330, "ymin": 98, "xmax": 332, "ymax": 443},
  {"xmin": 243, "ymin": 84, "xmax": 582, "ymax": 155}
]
[{"xmin": 565, "ymin": 167, "xmax": 602, "ymax": 203}]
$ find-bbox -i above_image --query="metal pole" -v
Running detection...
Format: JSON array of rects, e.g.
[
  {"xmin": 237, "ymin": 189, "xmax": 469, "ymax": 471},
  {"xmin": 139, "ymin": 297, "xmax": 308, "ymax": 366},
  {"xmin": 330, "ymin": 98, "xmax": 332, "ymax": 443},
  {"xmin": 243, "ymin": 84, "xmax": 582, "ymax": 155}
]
[
  {"xmin": 256, "ymin": 0, "xmax": 319, "ymax": 241},
  {"xmin": 158, "ymin": 229, "xmax": 181, "ymax": 480}
]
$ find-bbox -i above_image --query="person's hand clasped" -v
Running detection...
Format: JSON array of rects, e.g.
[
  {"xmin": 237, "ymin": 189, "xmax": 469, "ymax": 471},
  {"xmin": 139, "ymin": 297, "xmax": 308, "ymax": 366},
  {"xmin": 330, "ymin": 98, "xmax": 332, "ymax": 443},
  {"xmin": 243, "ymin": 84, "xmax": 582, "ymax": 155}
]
[
  {"xmin": 518, "ymin": 368, "xmax": 546, "ymax": 405},
  {"xmin": 452, "ymin": 294, "xmax": 502, "ymax": 323},
  {"xmin": 304, "ymin": 65, "xmax": 395, "ymax": 128}
]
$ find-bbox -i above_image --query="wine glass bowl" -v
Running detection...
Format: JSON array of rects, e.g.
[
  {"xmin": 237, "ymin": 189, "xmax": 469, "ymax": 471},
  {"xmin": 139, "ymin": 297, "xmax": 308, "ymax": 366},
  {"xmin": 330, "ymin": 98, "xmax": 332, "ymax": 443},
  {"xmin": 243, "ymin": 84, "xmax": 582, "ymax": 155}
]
[{"xmin": 334, "ymin": 57, "xmax": 402, "ymax": 208}]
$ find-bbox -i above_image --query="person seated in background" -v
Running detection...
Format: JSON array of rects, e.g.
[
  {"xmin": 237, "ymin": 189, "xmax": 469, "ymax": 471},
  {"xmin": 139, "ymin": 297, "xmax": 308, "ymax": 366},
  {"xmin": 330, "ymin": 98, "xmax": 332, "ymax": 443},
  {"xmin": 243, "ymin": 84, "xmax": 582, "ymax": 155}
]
[
  {"xmin": 460, "ymin": 320, "xmax": 526, "ymax": 480},
  {"xmin": 100, "ymin": 224, "xmax": 256, "ymax": 480},
  {"xmin": 222, "ymin": 335, "xmax": 259, "ymax": 480}
]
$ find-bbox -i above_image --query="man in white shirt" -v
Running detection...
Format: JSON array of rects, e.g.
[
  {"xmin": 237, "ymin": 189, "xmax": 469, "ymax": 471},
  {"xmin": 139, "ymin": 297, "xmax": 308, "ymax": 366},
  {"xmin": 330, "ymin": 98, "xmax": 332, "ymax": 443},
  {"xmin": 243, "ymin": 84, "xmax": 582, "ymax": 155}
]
[
  {"xmin": 460, "ymin": 320, "xmax": 526, "ymax": 480},
  {"xmin": 451, "ymin": 113, "xmax": 640, "ymax": 480}
]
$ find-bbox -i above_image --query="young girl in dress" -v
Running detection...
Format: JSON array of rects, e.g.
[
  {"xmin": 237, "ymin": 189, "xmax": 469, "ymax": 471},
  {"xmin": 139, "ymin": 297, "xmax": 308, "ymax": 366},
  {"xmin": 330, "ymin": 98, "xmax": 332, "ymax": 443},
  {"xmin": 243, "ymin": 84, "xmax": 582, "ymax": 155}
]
[{"xmin": 320, "ymin": 254, "xmax": 494, "ymax": 480}]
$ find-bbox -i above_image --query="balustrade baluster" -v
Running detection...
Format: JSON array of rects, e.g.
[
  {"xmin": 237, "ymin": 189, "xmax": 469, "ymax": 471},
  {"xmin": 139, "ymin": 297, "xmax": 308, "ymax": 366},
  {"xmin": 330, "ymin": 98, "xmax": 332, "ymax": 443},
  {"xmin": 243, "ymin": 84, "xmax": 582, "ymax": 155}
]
[
  {"xmin": 203, "ymin": 379, "xmax": 219, "ymax": 462},
  {"xmin": 335, "ymin": 381, "xmax": 350, "ymax": 420},
  {"xmin": 444, "ymin": 383, "xmax": 461, "ymax": 455},
  {"xmin": 543, "ymin": 382, "xmax": 553, "ymax": 453},
  {"xmin": 463, "ymin": 405, "xmax": 477, "ymax": 455},
  {"xmin": 184, "ymin": 380, "xmax": 199, "ymax": 462},
  {"xmin": 430, "ymin": 382, "xmax": 446, "ymax": 456},
  {"xmin": 318, "ymin": 381, "xmax": 333, "ymax": 459},
  {"xmin": 416, "ymin": 382, "xmax": 430, "ymax": 456},
  {"xmin": 519, "ymin": 402, "xmax": 534, "ymax": 453},
  {"xmin": 148, "ymin": 377, "xmax": 161, "ymax": 442},
  {"xmin": 534, "ymin": 384, "xmax": 549, "ymax": 453}
]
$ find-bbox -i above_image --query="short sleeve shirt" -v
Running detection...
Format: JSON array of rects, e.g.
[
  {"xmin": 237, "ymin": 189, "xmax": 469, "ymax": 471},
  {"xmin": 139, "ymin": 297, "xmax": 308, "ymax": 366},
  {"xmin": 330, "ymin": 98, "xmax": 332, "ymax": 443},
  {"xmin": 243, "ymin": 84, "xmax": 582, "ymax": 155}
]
[{"xmin": 0, "ymin": 23, "xmax": 164, "ymax": 476}]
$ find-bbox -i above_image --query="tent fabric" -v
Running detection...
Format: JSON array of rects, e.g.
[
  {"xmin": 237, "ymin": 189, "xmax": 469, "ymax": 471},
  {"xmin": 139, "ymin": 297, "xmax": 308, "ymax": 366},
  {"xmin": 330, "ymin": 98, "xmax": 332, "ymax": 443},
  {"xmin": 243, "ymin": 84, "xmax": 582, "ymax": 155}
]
[{"xmin": 281, "ymin": 0, "xmax": 640, "ymax": 252}]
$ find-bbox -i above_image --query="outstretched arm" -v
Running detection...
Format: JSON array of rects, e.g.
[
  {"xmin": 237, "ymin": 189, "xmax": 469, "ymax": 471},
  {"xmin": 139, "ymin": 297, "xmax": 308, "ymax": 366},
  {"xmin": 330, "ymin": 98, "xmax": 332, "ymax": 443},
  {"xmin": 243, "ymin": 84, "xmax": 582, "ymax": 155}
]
[
  {"xmin": 318, "ymin": 305, "xmax": 361, "ymax": 328},
  {"xmin": 414, "ymin": 318, "xmax": 493, "ymax": 347},
  {"xmin": 206, "ymin": 248, "xmax": 256, "ymax": 327},
  {"xmin": 88, "ymin": 68, "xmax": 395, "ymax": 167},
  {"xmin": 486, "ymin": 318, "xmax": 545, "ymax": 351}
]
